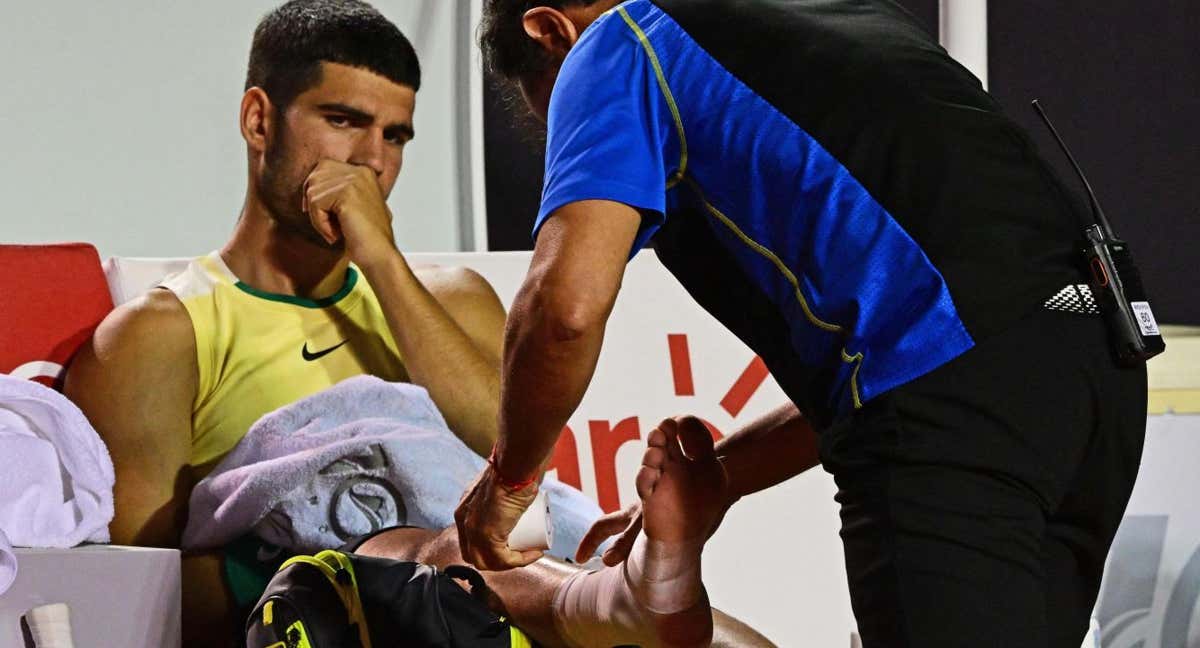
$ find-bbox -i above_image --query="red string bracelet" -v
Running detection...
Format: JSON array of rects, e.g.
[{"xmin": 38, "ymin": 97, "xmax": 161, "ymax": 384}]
[{"xmin": 488, "ymin": 446, "xmax": 537, "ymax": 492}]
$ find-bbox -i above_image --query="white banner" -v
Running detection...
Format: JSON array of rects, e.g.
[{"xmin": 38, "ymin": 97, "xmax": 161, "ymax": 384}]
[{"xmin": 1095, "ymin": 414, "xmax": 1200, "ymax": 648}]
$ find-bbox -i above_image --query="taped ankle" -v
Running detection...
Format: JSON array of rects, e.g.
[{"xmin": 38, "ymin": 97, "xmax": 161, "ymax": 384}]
[{"xmin": 624, "ymin": 535, "xmax": 704, "ymax": 615}]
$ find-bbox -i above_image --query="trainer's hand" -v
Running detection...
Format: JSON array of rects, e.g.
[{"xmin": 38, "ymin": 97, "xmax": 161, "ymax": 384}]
[
  {"xmin": 575, "ymin": 501, "xmax": 642, "ymax": 566},
  {"xmin": 454, "ymin": 464, "xmax": 544, "ymax": 571},
  {"xmin": 303, "ymin": 159, "xmax": 397, "ymax": 268}
]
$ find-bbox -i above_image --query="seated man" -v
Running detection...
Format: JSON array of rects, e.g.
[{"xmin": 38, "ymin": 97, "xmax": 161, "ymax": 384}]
[
  {"xmin": 64, "ymin": 0, "xmax": 506, "ymax": 642},
  {"xmin": 64, "ymin": 1, "xmax": 775, "ymax": 645}
]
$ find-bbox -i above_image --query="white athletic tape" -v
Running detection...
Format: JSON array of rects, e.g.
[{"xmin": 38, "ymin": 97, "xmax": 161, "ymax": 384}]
[
  {"xmin": 625, "ymin": 535, "xmax": 704, "ymax": 615},
  {"xmin": 553, "ymin": 567, "xmax": 655, "ymax": 648}
]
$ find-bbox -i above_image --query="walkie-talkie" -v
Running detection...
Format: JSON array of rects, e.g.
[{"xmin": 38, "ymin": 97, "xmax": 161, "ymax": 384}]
[{"xmin": 1032, "ymin": 100, "xmax": 1165, "ymax": 365}]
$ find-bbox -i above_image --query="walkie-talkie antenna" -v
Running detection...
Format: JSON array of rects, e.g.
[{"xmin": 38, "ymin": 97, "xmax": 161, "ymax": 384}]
[{"xmin": 1031, "ymin": 99, "xmax": 1116, "ymax": 238}]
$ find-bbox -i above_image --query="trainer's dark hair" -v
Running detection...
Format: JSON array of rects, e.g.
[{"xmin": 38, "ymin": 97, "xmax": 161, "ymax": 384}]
[
  {"xmin": 478, "ymin": 1, "xmax": 600, "ymax": 80},
  {"xmin": 246, "ymin": 0, "xmax": 420, "ymax": 110}
]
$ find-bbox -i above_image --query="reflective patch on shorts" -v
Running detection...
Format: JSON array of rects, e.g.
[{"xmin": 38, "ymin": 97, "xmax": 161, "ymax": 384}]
[
  {"xmin": 1044, "ymin": 284, "xmax": 1100, "ymax": 315},
  {"xmin": 284, "ymin": 620, "xmax": 313, "ymax": 648}
]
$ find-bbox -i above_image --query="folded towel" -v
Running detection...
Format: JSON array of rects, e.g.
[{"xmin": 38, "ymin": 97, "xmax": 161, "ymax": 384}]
[
  {"xmin": 183, "ymin": 376, "xmax": 606, "ymax": 561},
  {"xmin": 0, "ymin": 375, "xmax": 114, "ymax": 552},
  {"xmin": 0, "ymin": 528, "xmax": 16, "ymax": 596}
]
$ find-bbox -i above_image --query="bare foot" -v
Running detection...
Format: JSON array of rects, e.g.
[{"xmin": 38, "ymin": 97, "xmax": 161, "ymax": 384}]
[
  {"xmin": 637, "ymin": 417, "xmax": 730, "ymax": 544},
  {"xmin": 630, "ymin": 416, "xmax": 730, "ymax": 647}
]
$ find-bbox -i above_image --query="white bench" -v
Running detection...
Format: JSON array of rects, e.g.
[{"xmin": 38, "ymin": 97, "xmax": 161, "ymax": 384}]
[{"xmin": 1, "ymin": 545, "xmax": 180, "ymax": 648}]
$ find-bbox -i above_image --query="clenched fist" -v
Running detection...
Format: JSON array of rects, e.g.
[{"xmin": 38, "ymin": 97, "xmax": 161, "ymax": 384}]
[{"xmin": 303, "ymin": 159, "xmax": 398, "ymax": 268}]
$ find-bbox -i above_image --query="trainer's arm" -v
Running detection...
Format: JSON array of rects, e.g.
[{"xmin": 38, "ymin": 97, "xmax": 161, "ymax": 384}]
[
  {"xmin": 714, "ymin": 402, "xmax": 820, "ymax": 500},
  {"xmin": 575, "ymin": 405, "xmax": 820, "ymax": 564},
  {"xmin": 492, "ymin": 199, "xmax": 643, "ymax": 481}
]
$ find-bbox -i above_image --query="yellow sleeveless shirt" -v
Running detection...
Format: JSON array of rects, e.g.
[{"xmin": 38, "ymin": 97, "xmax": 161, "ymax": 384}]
[{"xmin": 160, "ymin": 252, "xmax": 407, "ymax": 470}]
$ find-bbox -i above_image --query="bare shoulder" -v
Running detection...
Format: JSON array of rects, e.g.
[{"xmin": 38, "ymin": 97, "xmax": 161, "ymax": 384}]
[
  {"xmin": 66, "ymin": 288, "xmax": 197, "ymax": 403},
  {"xmin": 411, "ymin": 264, "xmax": 506, "ymax": 359},
  {"xmin": 412, "ymin": 264, "xmax": 503, "ymax": 310},
  {"xmin": 65, "ymin": 288, "xmax": 199, "ymax": 548},
  {"xmin": 88, "ymin": 288, "xmax": 195, "ymax": 362}
]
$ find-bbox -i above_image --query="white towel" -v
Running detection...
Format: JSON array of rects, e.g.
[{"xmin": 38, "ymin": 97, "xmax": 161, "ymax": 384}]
[
  {"xmin": 183, "ymin": 376, "xmax": 606, "ymax": 561},
  {"xmin": 0, "ymin": 528, "xmax": 16, "ymax": 596},
  {"xmin": 0, "ymin": 372, "xmax": 115, "ymax": 592},
  {"xmin": 0, "ymin": 375, "xmax": 114, "ymax": 554}
]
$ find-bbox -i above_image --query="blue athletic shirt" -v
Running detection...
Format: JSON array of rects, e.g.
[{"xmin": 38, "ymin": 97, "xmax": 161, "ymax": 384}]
[{"xmin": 533, "ymin": 0, "xmax": 1084, "ymax": 425}]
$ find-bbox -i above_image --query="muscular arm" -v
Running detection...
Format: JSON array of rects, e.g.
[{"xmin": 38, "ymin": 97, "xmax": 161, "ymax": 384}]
[
  {"xmin": 359, "ymin": 256, "xmax": 507, "ymax": 458},
  {"xmin": 302, "ymin": 160, "xmax": 507, "ymax": 458},
  {"xmin": 715, "ymin": 402, "xmax": 820, "ymax": 501},
  {"xmin": 64, "ymin": 290, "xmax": 235, "ymax": 644},
  {"xmin": 65, "ymin": 289, "xmax": 197, "ymax": 547},
  {"xmin": 493, "ymin": 200, "xmax": 642, "ymax": 481}
]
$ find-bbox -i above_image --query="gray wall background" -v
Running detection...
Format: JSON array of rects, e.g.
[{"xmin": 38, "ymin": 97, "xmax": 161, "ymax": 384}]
[
  {"xmin": 3, "ymin": 0, "xmax": 1193, "ymax": 319},
  {"xmin": 0, "ymin": 1, "xmax": 481, "ymax": 259}
]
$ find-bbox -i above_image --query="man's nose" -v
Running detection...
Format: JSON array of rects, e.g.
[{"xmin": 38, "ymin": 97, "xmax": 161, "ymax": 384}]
[{"xmin": 349, "ymin": 129, "xmax": 386, "ymax": 177}]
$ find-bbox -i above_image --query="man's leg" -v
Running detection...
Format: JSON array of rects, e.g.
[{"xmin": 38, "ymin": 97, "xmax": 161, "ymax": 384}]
[
  {"xmin": 831, "ymin": 457, "xmax": 1050, "ymax": 646},
  {"xmin": 551, "ymin": 419, "xmax": 729, "ymax": 647},
  {"xmin": 712, "ymin": 608, "xmax": 776, "ymax": 647},
  {"xmin": 355, "ymin": 525, "xmax": 575, "ymax": 645},
  {"xmin": 356, "ymin": 421, "xmax": 763, "ymax": 647},
  {"xmin": 823, "ymin": 308, "xmax": 1128, "ymax": 647},
  {"xmin": 1042, "ymin": 320, "xmax": 1147, "ymax": 647}
]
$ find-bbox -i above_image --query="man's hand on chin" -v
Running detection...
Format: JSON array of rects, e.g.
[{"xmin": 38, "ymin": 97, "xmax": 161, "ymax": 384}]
[{"xmin": 303, "ymin": 159, "xmax": 400, "ymax": 269}]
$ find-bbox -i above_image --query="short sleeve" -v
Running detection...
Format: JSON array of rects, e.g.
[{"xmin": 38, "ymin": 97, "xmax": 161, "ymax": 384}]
[{"xmin": 533, "ymin": 10, "xmax": 674, "ymax": 256}]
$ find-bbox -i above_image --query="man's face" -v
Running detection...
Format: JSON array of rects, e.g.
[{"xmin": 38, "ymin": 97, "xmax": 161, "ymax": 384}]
[{"xmin": 259, "ymin": 62, "xmax": 416, "ymax": 246}]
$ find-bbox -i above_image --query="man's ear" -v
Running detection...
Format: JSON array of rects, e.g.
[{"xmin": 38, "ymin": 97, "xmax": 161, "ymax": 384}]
[
  {"xmin": 240, "ymin": 87, "xmax": 274, "ymax": 154},
  {"xmin": 522, "ymin": 6, "xmax": 580, "ymax": 58}
]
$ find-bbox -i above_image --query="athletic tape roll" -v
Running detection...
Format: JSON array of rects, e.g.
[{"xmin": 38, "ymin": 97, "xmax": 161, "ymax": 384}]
[
  {"xmin": 25, "ymin": 603, "xmax": 76, "ymax": 648},
  {"xmin": 508, "ymin": 489, "xmax": 552, "ymax": 551}
]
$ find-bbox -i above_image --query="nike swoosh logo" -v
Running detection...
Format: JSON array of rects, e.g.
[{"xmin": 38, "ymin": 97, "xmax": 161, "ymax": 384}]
[{"xmin": 302, "ymin": 340, "xmax": 348, "ymax": 361}]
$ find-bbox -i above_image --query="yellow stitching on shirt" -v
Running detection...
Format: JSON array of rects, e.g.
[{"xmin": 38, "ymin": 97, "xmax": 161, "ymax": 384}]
[
  {"xmin": 840, "ymin": 348, "xmax": 865, "ymax": 409},
  {"xmin": 617, "ymin": 6, "xmax": 687, "ymax": 188},
  {"xmin": 614, "ymin": 8, "xmax": 864, "ymax": 408},
  {"xmin": 682, "ymin": 177, "xmax": 842, "ymax": 333},
  {"xmin": 682, "ymin": 177, "xmax": 866, "ymax": 408}
]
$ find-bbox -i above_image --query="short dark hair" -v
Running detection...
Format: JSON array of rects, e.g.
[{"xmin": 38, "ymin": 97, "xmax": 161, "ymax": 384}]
[
  {"xmin": 478, "ymin": 1, "xmax": 600, "ymax": 80},
  {"xmin": 246, "ymin": 0, "xmax": 421, "ymax": 110}
]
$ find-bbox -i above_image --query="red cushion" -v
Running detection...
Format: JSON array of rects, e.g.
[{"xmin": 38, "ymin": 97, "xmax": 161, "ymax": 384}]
[{"xmin": 0, "ymin": 243, "xmax": 114, "ymax": 389}]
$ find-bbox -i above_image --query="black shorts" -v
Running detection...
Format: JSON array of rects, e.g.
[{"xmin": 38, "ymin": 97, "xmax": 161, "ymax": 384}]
[
  {"xmin": 223, "ymin": 526, "xmax": 415, "ymax": 644},
  {"xmin": 821, "ymin": 308, "xmax": 1147, "ymax": 647}
]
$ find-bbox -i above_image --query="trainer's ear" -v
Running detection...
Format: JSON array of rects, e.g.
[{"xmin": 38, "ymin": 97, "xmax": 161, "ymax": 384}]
[
  {"xmin": 522, "ymin": 6, "xmax": 580, "ymax": 58},
  {"xmin": 240, "ymin": 87, "xmax": 274, "ymax": 154}
]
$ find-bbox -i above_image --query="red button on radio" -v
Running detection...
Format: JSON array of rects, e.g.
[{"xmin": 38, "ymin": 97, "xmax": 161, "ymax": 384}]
[{"xmin": 1090, "ymin": 257, "xmax": 1110, "ymax": 287}]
